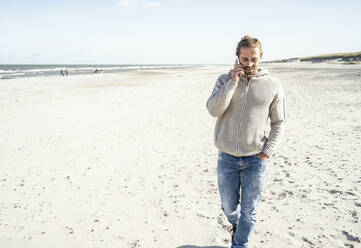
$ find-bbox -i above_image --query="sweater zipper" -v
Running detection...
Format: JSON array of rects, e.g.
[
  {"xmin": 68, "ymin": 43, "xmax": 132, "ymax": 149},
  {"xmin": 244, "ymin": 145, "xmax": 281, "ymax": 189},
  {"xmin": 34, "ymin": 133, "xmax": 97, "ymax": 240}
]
[{"xmin": 237, "ymin": 78, "xmax": 251, "ymax": 143}]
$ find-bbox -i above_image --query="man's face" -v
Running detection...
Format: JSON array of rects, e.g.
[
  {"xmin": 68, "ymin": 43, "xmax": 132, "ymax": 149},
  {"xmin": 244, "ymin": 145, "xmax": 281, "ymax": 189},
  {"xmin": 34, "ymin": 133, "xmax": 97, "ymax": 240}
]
[{"xmin": 238, "ymin": 47, "xmax": 262, "ymax": 75}]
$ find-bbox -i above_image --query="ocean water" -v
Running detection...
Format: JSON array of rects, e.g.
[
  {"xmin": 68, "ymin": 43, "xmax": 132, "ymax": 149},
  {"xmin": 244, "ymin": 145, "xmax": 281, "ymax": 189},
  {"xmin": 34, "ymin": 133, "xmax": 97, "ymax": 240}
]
[{"xmin": 0, "ymin": 64, "xmax": 204, "ymax": 79}]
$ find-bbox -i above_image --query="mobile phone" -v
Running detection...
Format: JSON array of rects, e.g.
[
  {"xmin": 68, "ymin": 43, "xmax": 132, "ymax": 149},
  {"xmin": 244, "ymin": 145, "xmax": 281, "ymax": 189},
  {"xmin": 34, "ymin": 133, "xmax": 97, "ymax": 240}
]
[
  {"xmin": 236, "ymin": 57, "xmax": 246, "ymax": 71},
  {"xmin": 236, "ymin": 57, "xmax": 245, "ymax": 69}
]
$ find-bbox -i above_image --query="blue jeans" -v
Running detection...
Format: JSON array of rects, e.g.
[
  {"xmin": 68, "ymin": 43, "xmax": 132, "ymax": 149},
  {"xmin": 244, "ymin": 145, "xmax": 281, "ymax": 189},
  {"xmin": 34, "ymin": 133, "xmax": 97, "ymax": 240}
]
[{"xmin": 217, "ymin": 150, "xmax": 267, "ymax": 248}]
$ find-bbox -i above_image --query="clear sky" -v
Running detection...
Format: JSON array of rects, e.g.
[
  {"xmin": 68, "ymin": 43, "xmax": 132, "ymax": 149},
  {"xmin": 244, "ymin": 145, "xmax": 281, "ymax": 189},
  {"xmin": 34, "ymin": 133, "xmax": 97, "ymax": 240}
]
[{"xmin": 1, "ymin": 0, "xmax": 360, "ymax": 64}]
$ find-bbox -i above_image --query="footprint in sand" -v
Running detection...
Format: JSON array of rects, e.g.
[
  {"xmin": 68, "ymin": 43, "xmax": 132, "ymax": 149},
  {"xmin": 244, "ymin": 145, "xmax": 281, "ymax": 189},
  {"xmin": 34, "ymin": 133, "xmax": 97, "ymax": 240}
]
[{"xmin": 342, "ymin": 230, "xmax": 360, "ymax": 243}]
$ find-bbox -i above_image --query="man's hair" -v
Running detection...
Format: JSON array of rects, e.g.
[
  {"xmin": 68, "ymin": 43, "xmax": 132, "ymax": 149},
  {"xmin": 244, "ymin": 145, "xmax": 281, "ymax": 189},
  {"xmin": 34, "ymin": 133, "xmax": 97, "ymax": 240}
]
[{"xmin": 236, "ymin": 35, "xmax": 263, "ymax": 57}]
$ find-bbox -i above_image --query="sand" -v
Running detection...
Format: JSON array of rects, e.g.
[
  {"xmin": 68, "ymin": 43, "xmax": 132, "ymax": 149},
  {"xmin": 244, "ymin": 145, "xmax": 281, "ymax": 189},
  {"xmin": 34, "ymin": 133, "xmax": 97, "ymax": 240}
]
[{"xmin": 0, "ymin": 63, "xmax": 360, "ymax": 248}]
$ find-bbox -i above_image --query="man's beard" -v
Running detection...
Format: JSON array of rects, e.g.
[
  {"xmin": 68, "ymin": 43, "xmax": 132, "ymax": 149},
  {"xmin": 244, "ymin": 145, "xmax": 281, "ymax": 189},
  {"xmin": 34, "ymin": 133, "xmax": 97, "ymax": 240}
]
[{"xmin": 244, "ymin": 67, "xmax": 256, "ymax": 75}]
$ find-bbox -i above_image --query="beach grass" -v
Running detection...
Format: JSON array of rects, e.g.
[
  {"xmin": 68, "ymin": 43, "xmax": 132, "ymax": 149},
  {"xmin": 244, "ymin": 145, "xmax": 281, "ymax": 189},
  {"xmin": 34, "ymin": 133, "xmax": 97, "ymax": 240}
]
[{"xmin": 300, "ymin": 51, "xmax": 361, "ymax": 63}]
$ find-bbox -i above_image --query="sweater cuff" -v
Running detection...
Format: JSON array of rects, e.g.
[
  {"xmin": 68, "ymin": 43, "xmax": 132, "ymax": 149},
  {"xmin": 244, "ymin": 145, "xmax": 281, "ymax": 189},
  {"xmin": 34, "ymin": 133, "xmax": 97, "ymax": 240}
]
[{"xmin": 262, "ymin": 146, "xmax": 273, "ymax": 159}]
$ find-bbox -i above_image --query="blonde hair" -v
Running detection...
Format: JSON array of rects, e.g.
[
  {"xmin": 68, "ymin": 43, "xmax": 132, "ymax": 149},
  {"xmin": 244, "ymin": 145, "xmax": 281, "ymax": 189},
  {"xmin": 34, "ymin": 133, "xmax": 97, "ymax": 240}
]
[{"xmin": 236, "ymin": 35, "xmax": 263, "ymax": 56}]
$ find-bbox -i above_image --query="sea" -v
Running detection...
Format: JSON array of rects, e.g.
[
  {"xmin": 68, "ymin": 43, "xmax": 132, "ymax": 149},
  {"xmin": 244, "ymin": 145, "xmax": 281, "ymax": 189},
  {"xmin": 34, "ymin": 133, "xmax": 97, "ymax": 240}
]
[{"xmin": 0, "ymin": 64, "xmax": 209, "ymax": 79}]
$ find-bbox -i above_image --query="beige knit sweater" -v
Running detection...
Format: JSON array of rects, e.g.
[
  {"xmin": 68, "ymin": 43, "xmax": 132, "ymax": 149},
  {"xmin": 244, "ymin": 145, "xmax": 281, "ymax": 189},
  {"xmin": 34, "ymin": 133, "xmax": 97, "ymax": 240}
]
[{"xmin": 206, "ymin": 68, "xmax": 286, "ymax": 158}]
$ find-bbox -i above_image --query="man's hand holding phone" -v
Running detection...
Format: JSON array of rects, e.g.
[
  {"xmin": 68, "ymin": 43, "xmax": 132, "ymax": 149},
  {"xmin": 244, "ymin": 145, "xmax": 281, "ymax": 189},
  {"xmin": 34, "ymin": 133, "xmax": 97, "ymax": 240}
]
[{"xmin": 231, "ymin": 57, "xmax": 245, "ymax": 83}]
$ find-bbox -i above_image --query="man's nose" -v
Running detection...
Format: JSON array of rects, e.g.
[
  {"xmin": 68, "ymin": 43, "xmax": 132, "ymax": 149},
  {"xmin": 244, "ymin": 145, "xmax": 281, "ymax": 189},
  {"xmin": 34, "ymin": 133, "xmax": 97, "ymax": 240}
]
[{"xmin": 245, "ymin": 61, "xmax": 253, "ymax": 67}]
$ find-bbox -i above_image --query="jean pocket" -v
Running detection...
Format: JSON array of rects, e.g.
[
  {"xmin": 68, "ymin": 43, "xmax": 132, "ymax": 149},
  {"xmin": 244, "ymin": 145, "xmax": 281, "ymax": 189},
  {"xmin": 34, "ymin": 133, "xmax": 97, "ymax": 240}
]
[{"xmin": 254, "ymin": 154, "xmax": 267, "ymax": 165}]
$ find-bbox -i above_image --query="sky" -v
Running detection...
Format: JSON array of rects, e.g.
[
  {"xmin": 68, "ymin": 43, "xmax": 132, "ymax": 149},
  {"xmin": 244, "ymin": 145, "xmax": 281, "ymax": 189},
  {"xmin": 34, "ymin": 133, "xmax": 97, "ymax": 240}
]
[{"xmin": 1, "ymin": 0, "xmax": 360, "ymax": 64}]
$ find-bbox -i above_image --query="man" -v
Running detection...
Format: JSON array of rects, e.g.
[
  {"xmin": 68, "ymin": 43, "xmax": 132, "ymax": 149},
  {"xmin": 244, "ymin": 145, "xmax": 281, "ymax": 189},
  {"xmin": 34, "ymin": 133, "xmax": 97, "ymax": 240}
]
[{"xmin": 206, "ymin": 35, "xmax": 285, "ymax": 248}]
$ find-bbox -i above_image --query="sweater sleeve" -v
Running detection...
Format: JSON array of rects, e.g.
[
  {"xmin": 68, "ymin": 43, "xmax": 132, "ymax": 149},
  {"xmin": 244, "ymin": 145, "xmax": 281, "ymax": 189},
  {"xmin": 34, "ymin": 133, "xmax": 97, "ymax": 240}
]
[
  {"xmin": 206, "ymin": 75, "xmax": 238, "ymax": 117},
  {"xmin": 262, "ymin": 83, "xmax": 286, "ymax": 158}
]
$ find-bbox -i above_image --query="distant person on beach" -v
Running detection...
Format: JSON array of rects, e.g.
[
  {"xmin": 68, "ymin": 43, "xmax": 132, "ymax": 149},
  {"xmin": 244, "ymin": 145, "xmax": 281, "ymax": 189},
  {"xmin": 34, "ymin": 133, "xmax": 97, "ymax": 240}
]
[
  {"xmin": 60, "ymin": 69, "xmax": 64, "ymax": 76},
  {"xmin": 206, "ymin": 35, "xmax": 286, "ymax": 248}
]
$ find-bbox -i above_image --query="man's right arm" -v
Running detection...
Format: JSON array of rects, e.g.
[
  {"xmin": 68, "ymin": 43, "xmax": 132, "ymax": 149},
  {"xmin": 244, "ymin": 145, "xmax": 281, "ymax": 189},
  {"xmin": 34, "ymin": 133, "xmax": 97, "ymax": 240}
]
[{"xmin": 206, "ymin": 75, "xmax": 238, "ymax": 117}]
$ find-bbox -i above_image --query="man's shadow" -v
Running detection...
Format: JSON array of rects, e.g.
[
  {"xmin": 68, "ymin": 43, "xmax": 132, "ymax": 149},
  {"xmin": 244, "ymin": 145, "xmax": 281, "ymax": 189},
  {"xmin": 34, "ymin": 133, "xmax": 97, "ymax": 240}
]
[{"xmin": 177, "ymin": 246, "xmax": 227, "ymax": 248}]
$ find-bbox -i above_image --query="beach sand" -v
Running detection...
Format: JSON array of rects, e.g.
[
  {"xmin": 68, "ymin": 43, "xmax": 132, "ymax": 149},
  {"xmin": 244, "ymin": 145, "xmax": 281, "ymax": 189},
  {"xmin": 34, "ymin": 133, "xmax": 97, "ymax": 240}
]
[{"xmin": 0, "ymin": 64, "xmax": 360, "ymax": 248}]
